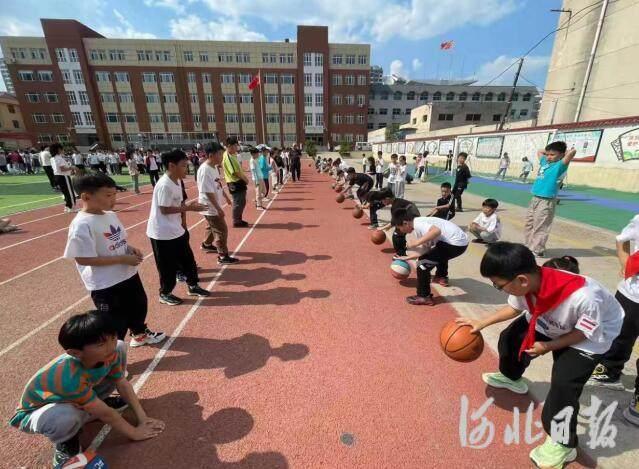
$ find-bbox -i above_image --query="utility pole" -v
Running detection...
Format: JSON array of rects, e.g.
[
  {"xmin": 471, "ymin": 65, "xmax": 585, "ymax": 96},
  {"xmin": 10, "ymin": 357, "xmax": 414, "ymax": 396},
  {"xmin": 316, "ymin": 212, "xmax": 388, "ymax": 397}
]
[{"xmin": 499, "ymin": 57, "xmax": 524, "ymax": 131}]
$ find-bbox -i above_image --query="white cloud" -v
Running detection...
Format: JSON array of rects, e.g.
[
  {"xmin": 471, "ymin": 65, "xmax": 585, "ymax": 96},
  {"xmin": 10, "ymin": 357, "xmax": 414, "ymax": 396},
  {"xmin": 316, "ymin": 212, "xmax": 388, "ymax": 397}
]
[
  {"xmin": 143, "ymin": 0, "xmax": 187, "ymax": 14},
  {"xmin": 96, "ymin": 9, "xmax": 157, "ymax": 39},
  {"xmin": 390, "ymin": 59, "xmax": 408, "ymax": 79},
  {"xmin": 412, "ymin": 58, "xmax": 423, "ymax": 71},
  {"xmin": 0, "ymin": 17, "xmax": 42, "ymax": 36},
  {"xmin": 473, "ymin": 54, "xmax": 550, "ymax": 86},
  {"xmin": 170, "ymin": 15, "xmax": 267, "ymax": 41}
]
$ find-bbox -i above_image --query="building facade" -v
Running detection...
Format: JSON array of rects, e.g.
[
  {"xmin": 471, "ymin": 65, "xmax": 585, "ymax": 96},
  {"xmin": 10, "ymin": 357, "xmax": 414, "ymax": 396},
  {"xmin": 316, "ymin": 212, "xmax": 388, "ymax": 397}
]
[
  {"xmin": 0, "ymin": 59, "xmax": 15, "ymax": 94},
  {"xmin": 370, "ymin": 65, "xmax": 383, "ymax": 85},
  {"xmin": 0, "ymin": 20, "xmax": 370, "ymax": 150},
  {"xmin": 538, "ymin": 0, "xmax": 639, "ymax": 125},
  {"xmin": 368, "ymin": 80, "xmax": 540, "ymax": 132},
  {"xmin": 0, "ymin": 92, "xmax": 31, "ymax": 149}
]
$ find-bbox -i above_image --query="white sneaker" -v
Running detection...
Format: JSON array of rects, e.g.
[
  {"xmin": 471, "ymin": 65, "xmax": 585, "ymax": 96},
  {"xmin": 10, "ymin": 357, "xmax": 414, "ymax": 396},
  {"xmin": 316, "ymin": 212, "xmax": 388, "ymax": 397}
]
[
  {"xmin": 64, "ymin": 207, "xmax": 73, "ymax": 213},
  {"xmin": 130, "ymin": 329, "xmax": 166, "ymax": 348}
]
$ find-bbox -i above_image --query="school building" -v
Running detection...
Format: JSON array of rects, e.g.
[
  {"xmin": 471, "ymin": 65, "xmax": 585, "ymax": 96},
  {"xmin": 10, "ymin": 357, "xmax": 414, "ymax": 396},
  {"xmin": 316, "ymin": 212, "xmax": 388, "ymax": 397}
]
[{"xmin": 0, "ymin": 19, "xmax": 370, "ymax": 150}]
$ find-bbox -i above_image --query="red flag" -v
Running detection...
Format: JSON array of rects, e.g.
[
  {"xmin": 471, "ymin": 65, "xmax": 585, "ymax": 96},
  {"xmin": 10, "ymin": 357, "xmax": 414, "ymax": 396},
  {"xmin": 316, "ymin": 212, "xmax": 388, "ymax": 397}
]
[
  {"xmin": 248, "ymin": 73, "xmax": 260, "ymax": 90},
  {"xmin": 440, "ymin": 40, "xmax": 454, "ymax": 50}
]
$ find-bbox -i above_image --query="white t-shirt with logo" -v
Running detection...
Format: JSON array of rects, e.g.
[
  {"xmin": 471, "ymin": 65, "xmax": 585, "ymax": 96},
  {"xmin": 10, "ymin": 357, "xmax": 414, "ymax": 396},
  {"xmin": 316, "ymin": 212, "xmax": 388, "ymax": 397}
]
[
  {"xmin": 52, "ymin": 155, "xmax": 72, "ymax": 176},
  {"xmin": 617, "ymin": 214, "xmax": 639, "ymax": 303},
  {"xmin": 473, "ymin": 212, "xmax": 502, "ymax": 239},
  {"xmin": 508, "ymin": 275, "xmax": 624, "ymax": 355},
  {"xmin": 413, "ymin": 217, "xmax": 469, "ymax": 247},
  {"xmin": 197, "ymin": 163, "xmax": 224, "ymax": 216},
  {"xmin": 64, "ymin": 211, "xmax": 137, "ymax": 291},
  {"xmin": 146, "ymin": 174, "xmax": 186, "ymax": 240}
]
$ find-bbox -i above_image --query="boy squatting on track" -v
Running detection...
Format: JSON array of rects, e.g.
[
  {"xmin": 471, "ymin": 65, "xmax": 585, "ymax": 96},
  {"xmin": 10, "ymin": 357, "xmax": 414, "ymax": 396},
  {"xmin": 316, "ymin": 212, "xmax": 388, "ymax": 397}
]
[
  {"xmin": 457, "ymin": 242, "xmax": 624, "ymax": 469},
  {"xmin": 9, "ymin": 312, "xmax": 165, "ymax": 467},
  {"xmin": 339, "ymin": 168, "xmax": 374, "ymax": 206}
]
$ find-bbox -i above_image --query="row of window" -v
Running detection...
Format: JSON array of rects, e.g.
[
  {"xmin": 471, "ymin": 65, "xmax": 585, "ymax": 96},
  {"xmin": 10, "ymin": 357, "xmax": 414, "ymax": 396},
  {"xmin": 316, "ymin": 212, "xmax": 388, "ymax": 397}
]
[
  {"xmin": 17, "ymin": 70, "xmax": 54, "ymax": 82},
  {"xmin": 37, "ymin": 134, "xmax": 71, "ymax": 144},
  {"xmin": 330, "ymin": 134, "xmax": 366, "ymax": 143},
  {"xmin": 32, "ymin": 112, "xmax": 94, "ymax": 125},
  {"xmin": 330, "ymin": 55, "xmax": 368, "ymax": 66},
  {"xmin": 89, "ymin": 48, "xmax": 295, "ymax": 65},
  {"xmin": 369, "ymin": 108, "xmax": 411, "ymax": 116},
  {"xmin": 330, "ymin": 114, "xmax": 366, "ymax": 125},
  {"xmin": 0, "ymin": 119, "xmax": 21, "ymax": 129},
  {"xmin": 10, "ymin": 47, "xmax": 48, "ymax": 60},
  {"xmin": 331, "ymin": 94, "xmax": 367, "ymax": 106},
  {"xmin": 55, "ymin": 48, "xmax": 79, "ymax": 63},
  {"xmin": 371, "ymin": 90, "xmax": 534, "ymax": 102},
  {"xmin": 24, "ymin": 92, "xmax": 61, "ymax": 104},
  {"xmin": 303, "ymin": 114, "xmax": 325, "ymax": 127},
  {"xmin": 110, "ymin": 132, "xmax": 221, "ymax": 143},
  {"xmin": 331, "ymin": 74, "xmax": 368, "ymax": 86}
]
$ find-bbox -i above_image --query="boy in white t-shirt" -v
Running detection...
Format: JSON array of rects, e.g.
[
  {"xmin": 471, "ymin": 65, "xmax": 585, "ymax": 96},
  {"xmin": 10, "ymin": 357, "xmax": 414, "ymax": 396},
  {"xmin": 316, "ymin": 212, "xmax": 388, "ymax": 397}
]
[
  {"xmin": 457, "ymin": 242, "xmax": 624, "ymax": 468},
  {"xmin": 387, "ymin": 153, "xmax": 399, "ymax": 196},
  {"xmin": 394, "ymin": 212, "xmax": 469, "ymax": 305},
  {"xmin": 147, "ymin": 149, "xmax": 210, "ymax": 306},
  {"xmin": 375, "ymin": 151, "xmax": 384, "ymax": 189},
  {"xmin": 469, "ymin": 198, "xmax": 502, "ymax": 244},
  {"xmin": 197, "ymin": 142, "xmax": 238, "ymax": 265},
  {"xmin": 589, "ymin": 213, "xmax": 639, "ymax": 426},
  {"xmin": 64, "ymin": 173, "xmax": 165, "ymax": 347},
  {"xmin": 248, "ymin": 147, "xmax": 266, "ymax": 210},
  {"xmin": 395, "ymin": 155, "xmax": 407, "ymax": 199}
]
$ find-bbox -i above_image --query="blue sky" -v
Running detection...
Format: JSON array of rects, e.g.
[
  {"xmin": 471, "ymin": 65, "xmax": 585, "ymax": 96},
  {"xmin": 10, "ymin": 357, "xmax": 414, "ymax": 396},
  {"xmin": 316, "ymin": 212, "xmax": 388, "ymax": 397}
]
[{"xmin": 0, "ymin": 0, "xmax": 562, "ymax": 91}]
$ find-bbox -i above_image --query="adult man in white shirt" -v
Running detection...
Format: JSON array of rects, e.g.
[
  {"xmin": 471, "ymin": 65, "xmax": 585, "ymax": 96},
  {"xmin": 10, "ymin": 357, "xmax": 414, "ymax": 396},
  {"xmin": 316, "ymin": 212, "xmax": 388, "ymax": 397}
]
[
  {"xmin": 50, "ymin": 143, "xmax": 77, "ymax": 212},
  {"xmin": 39, "ymin": 146, "xmax": 58, "ymax": 190}
]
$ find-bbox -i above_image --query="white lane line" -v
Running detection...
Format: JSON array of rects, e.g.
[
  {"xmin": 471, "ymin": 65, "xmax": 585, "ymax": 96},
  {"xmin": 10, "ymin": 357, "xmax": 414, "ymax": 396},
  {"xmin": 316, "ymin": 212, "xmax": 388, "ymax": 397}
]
[
  {"xmin": 88, "ymin": 182, "xmax": 284, "ymax": 451},
  {"xmin": 0, "ymin": 195, "xmax": 61, "ymax": 210}
]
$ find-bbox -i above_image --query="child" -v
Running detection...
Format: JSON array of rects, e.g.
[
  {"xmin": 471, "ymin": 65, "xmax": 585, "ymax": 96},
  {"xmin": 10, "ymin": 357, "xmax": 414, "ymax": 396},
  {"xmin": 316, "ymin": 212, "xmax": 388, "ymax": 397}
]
[
  {"xmin": 341, "ymin": 168, "xmax": 374, "ymax": 206},
  {"xmin": 495, "ymin": 152, "xmax": 510, "ymax": 180},
  {"xmin": 145, "ymin": 150, "xmax": 160, "ymax": 187},
  {"xmin": 50, "ymin": 143, "xmax": 77, "ymax": 213},
  {"xmin": 588, "ymin": 213, "xmax": 639, "ymax": 426},
  {"xmin": 394, "ymin": 211, "xmax": 469, "ymax": 305},
  {"xmin": 469, "ymin": 198, "xmax": 502, "ymax": 244},
  {"xmin": 0, "ymin": 217, "xmax": 18, "ymax": 233},
  {"xmin": 258, "ymin": 146, "xmax": 271, "ymax": 198},
  {"xmin": 452, "ymin": 152, "xmax": 471, "ymax": 212},
  {"xmin": 543, "ymin": 255, "xmax": 579, "ymax": 273},
  {"xmin": 415, "ymin": 154, "xmax": 425, "ymax": 181},
  {"xmin": 64, "ymin": 173, "xmax": 165, "ymax": 347},
  {"xmin": 146, "ymin": 149, "xmax": 210, "ymax": 306},
  {"xmin": 395, "ymin": 155, "xmax": 407, "ymax": 198},
  {"xmin": 126, "ymin": 152, "xmax": 140, "ymax": 194},
  {"xmin": 197, "ymin": 142, "xmax": 239, "ymax": 265},
  {"xmin": 387, "ymin": 154, "xmax": 399, "ymax": 195},
  {"xmin": 427, "ymin": 182, "xmax": 455, "ymax": 220},
  {"xmin": 523, "ymin": 142, "xmax": 577, "ymax": 257},
  {"xmin": 249, "ymin": 147, "xmax": 266, "ymax": 209},
  {"xmin": 368, "ymin": 188, "xmax": 420, "ymax": 257},
  {"xmin": 9, "ymin": 311, "xmax": 165, "ymax": 466},
  {"xmin": 375, "ymin": 151, "xmax": 384, "ymax": 189},
  {"xmin": 361, "ymin": 153, "xmax": 368, "ymax": 172},
  {"xmin": 456, "ymin": 242, "xmax": 624, "ymax": 468},
  {"xmin": 366, "ymin": 157, "xmax": 376, "ymax": 177},
  {"xmin": 519, "ymin": 156, "xmax": 534, "ymax": 183}
]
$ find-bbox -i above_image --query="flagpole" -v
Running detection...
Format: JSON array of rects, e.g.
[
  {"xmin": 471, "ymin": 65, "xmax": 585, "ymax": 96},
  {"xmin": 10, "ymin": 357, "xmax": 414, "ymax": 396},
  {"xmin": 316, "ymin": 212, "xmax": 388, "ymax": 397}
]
[{"xmin": 258, "ymin": 69, "xmax": 266, "ymax": 144}]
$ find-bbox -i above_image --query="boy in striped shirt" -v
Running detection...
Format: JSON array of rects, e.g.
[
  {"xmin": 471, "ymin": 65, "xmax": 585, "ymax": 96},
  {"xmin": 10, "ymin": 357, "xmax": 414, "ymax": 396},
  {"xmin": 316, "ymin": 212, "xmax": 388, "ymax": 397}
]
[{"xmin": 9, "ymin": 312, "xmax": 164, "ymax": 467}]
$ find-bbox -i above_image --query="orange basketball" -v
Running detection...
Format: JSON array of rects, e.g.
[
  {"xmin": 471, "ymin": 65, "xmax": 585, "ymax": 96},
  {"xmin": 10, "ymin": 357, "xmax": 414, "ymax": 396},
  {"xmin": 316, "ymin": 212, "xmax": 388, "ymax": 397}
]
[
  {"xmin": 353, "ymin": 206, "xmax": 363, "ymax": 219},
  {"xmin": 440, "ymin": 320, "xmax": 484, "ymax": 362},
  {"xmin": 371, "ymin": 230, "xmax": 386, "ymax": 245},
  {"xmin": 336, "ymin": 193, "xmax": 345, "ymax": 203}
]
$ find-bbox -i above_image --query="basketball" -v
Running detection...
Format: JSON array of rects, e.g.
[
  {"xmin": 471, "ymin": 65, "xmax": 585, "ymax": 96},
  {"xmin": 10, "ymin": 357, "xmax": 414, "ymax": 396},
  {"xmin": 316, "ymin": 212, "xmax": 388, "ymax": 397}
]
[
  {"xmin": 371, "ymin": 230, "xmax": 386, "ymax": 245},
  {"xmin": 440, "ymin": 320, "xmax": 484, "ymax": 362},
  {"xmin": 336, "ymin": 193, "xmax": 345, "ymax": 203},
  {"xmin": 353, "ymin": 206, "xmax": 363, "ymax": 219},
  {"xmin": 391, "ymin": 259, "xmax": 411, "ymax": 279}
]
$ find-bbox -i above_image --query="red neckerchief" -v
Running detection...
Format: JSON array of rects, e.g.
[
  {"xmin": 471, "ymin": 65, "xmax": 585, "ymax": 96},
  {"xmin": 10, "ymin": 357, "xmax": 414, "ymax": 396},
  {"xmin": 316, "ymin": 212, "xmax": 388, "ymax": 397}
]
[
  {"xmin": 625, "ymin": 252, "xmax": 639, "ymax": 279},
  {"xmin": 520, "ymin": 267, "xmax": 586, "ymax": 359}
]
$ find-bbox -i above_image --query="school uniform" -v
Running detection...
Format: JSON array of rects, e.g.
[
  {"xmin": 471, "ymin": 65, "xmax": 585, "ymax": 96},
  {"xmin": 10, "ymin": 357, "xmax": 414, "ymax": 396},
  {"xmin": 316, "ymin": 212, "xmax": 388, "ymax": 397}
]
[
  {"xmin": 500, "ymin": 269, "xmax": 624, "ymax": 447},
  {"xmin": 52, "ymin": 155, "xmax": 76, "ymax": 210}
]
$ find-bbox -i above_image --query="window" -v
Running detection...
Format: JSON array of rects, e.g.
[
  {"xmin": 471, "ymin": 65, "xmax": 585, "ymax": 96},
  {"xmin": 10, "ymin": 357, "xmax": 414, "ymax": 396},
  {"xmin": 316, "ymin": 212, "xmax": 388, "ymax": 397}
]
[
  {"xmin": 193, "ymin": 114, "xmax": 201, "ymax": 126},
  {"xmin": 459, "ymin": 92, "xmax": 467, "ymax": 101},
  {"xmin": 315, "ymin": 114, "xmax": 324, "ymax": 126},
  {"xmin": 445, "ymin": 92, "xmax": 455, "ymax": 101},
  {"xmin": 315, "ymin": 94, "xmax": 323, "ymax": 106},
  {"xmin": 497, "ymin": 92, "xmax": 506, "ymax": 102},
  {"xmin": 346, "ymin": 55, "xmax": 355, "ymax": 65},
  {"xmin": 344, "ymin": 134, "xmax": 353, "ymax": 143},
  {"xmin": 465, "ymin": 113, "xmax": 481, "ymax": 122},
  {"xmin": 163, "ymin": 93, "xmax": 177, "ymax": 103},
  {"xmin": 111, "ymin": 134, "xmax": 124, "ymax": 143},
  {"xmin": 510, "ymin": 109, "xmax": 516, "ymax": 117},
  {"xmin": 519, "ymin": 109, "xmax": 529, "ymax": 117},
  {"xmin": 69, "ymin": 49, "xmax": 79, "ymax": 62},
  {"xmin": 357, "ymin": 75, "xmax": 367, "ymax": 86},
  {"xmin": 167, "ymin": 114, "xmax": 181, "ymax": 123},
  {"xmin": 356, "ymin": 114, "xmax": 364, "ymax": 124},
  {"xmin": 217, "ymin": 52, "xmax": 232, "ymax": 63},
  {"xmin": 280, "ymin": 74, "xmax": 294, "ymax": 85},
  {"xmin": 96, "ymin": 71, "xmax": 110, "ymax": 82},
  {"xmin": 56, "ymin": 48, "xmax": 67, "ymax": 62},
  {"xmin": 187, "ymin": 72, "xmax": 196, "ymax": 83},
  {"xmin": 224, "ymin": 113, "xmax": 239, "ymax": 123},
  {"xmin": 239, "ymin": 94, "xmax": 253, "ymax": 103},
  {"xmin": 369, "ymin": 122, "xmax": 376, "ymax": 130},
  {"xmin": 485, "ymin": 92, "xmax": 494, "ymax": 101},
  {"xmin": 119, "ymin": 93, "xmax": 133, "ymax": 103},
  {"xmin": 305, "ymin": 113, "xmax": 312, "ymax": 126},
  {"xmin": 57, "ymin": 134, "xmax": 69, "ymax": 143},
  {"xmin": 267, "ymin": 133, "xmax": 280, "ymax": 144},
  {"xmin": 358, "ymin": 55, "xmax": 367, "ymax": 65},
  {"xmin": 109, "ymin": 50, "xmax": 125, "ymax": 61},
  {"xmin": 183, "ymin": 51, "xmax": 193, "ymax": 62},
  {"xmin": 101, "ymin": 93, "xmax": 116, "ymax": 103},
  {"xmin": 62, "ymin": 70, "xmax": 72, "ymax": 84},
  {"xmin": 512, "ymin": 93, "xmax": 519, "ymax": 101},
  {"xmin": 142, "ymin": 72, "xmax": 158, "ymax": 83},
  {"xmin": 38, "ymin": 134, "xmax": 53, "ymax": 143},
  {"xmin": 304, "ymin": 73, "xmax": 312, "ymax": 86},
  {"xmin": 433, "ymin": 91, "xmax": 442, "ymax": 101},
  {"xmin": 39, "ymin": 71, "xmax": 54, "ymax": 82},
  {"xmin": 266, "ymin": 113, "xmax": 280, "ymax": 123},
  {"xmin": 223, "ymin": 94, "xmax": 237, "ymax": 104},
  {"xmin": 122, "ymin": 114, "xmax": 137, "ymax": 123},
  {"xmin": 346, "ymin": 95, "xmax": 354, "ymax": 105},
  {"xmin": 420, "ymin": 91, "xmax": 429, "ymax": 101},
  {"xmin": 380, "ymin": 92, "xmax": 389, "ymax": 100},
  {"xmin": 190, "ymin": 93, "xmax": 198, "ymax": 103},
  {"xmin": 236, "ymin": 52, "xmax": 250, "ymax": 63},
  {"xmin": 114, "ymin": 72, "xmax": 129, "ymax": 82},
  {"xmin": 282, "ymin": 94, "xmax": 295, "ymax": 104},
  {"xmin": 32, "ymin": 48, "xmax": 46, "ymax": 60},
  {"xmin": 137, "ymin": 50, "xmax": 152, "ymax": 61},
  {"xmin": 162, "ymin": 50, "xmax": 171, "ymax": 61},
  {"xmin": 315, "ymin": 54, "xmax": 323, "ymax": 66},
  {"xmin": 344, "ymin": 75, "xmax": 354, "ymax": 85},
  {"xmin": 25, "ymin": 93, "xmax": 40, "ymax": 103},
  {"xmin": 332, "ymin": 74, "xmax": 342, "ymax": 86},
  {"xmin": 33, "ymin": 113, "xmax": 47, "ymax": 124},
  {"xmin": 422, "ymin": 115, "xmax": 428, "ymax": 122},
  {"xmin": 437, "ymin": 113, "xmax": 454, "ymax": 121},
  {"xmin": 202, "ymin": 73, "xmax": 211, "ymax": 83},
  {"xmin": 379, "ymin": 108, "xmax": 388, "ymax": 115},
  {"xmin": 357, "ymin": 95, "xmax": 365, "ymax": 106},
  {"xmin": 314, "ymin": 74, "xmax": 323, "ymax": 87},
  {"xmin": 146, "ymin": 93, "xmax": 160, "ymax": 103},
  {"xmin": 472, "ymin": 92, "xmax": 481, "ymax": 101},
  {"xmin": 332, "ymin": 113, "xmax": 341, "ymax": 124},
  {"xmin": 207, "ymin": 114, "xmax": 216, "ymax": 123},
  {"xmin": 83, "ymin": 112, "xmax": 95, "ymax": 125},
  {"xmin": 523, "ymin": 93, "xmax": 532, "ymax": 102},
  {"xmin": 244, "ymin": 133, "xmax": 256, "ymax": 142},
  {"xmin": 72, "ymin": 70, "xmax": 83, "ymax": 84},
  {"xmin": 304, "ymin": 94, "xmax": 312, "ymax": 106},
  {"xmin": 345, "ymin": 115, "xmax": 354, "ymax": 124},
  {"xmin": 79, "ymin": 91, "xmax": 90, "ymax": 105},
  {"xmin": 280, "ymin": 53, "xmax": 293, "ymax": 64},
  {"xmin": 160, "ymin": 72, "xmax": 174, "ymax": 83},
  {"xmin": 71, "ymin": 112, "xmax": 82, "ymax": 126},
  {"xmin": 238, "ymin": 74, "xmax": 251, "ymax": 84},
  {"xmin": 332, "ymin": 54, "xmax": 343, "ymax": 65},
  {"xmin": 265, "ymin": 94, "xmax": 278, "ymax": 104},
  {"xmin": 105, "ymin": 113, "xmax": 119, "ymax": 123},
  {"xmin": 405, "ymin": 109, "xmax": 411, "ymax": 115},
  {"xmin": 407, "ymin": 91, "xmax": 415, "ymax": 100},
  {"xmin": 393, "ymin": 91, "xmax": 402, "ymax": 101},
  {"xmin": 241, "ymin": 113, "xmax": 255, "ymax": 123},
  {"xmin": 492, "ymin": 114, "xmax": 502, "ymax": 122},
  {"xmin": 392, "ymin": 108, "xmax": 401, "ymax": 116},
  {"xmin": 149, "ymin": 113, "xmax": 163, "ymax": 123},
  {"xmin": 221, "ymin": 73, "xmax": 234, "ymax": 84},
  {"xmin": 333, "ymin": 95, "xmax": 342, "ymax": 105},
  {"xmin": 284, "ymin": 114, "xmax": 296, "ymax": 124},
  {"xmin": 264, "ymin": 73, "xmax": 277, "ymax": 84},
  {"xmin": 199, "ymin": 51, "xmax": 209, "ymax": 62},
  {"xmin": 368, "ymin": 107, "xmax": 375, "ymax": 115}
]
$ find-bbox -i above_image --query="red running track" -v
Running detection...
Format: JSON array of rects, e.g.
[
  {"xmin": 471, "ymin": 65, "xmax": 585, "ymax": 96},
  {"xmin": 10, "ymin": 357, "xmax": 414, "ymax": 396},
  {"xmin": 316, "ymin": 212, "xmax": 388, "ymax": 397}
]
[{"xmin": 0, "ymin": 167, "xmax": 591, "ymax": 468}]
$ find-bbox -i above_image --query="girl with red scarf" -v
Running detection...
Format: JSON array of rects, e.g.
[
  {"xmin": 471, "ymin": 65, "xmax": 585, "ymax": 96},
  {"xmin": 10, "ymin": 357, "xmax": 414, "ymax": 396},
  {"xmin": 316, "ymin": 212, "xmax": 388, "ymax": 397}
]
[{"xmin": 457, "ymin": 242, "xmax": 624, "ymax": 469}]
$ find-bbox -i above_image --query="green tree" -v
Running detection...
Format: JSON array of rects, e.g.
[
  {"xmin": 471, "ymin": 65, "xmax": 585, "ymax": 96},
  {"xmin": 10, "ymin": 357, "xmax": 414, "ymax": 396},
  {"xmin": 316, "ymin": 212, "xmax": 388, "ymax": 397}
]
[
  {"xmin": 385, "ymin": 123, "xmax": 401, "ymax": 142},
  {"xmin": 338, "ymin": 139, "xmax": 352, "ymax": 156},
  {"xmin": 304, "ymin": 140, "xmax": 317, "ymax": 157}
]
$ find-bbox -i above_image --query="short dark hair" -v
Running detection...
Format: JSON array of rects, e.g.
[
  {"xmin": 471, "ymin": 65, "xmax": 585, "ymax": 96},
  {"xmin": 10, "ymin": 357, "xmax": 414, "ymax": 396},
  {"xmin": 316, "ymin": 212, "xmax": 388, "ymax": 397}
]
[
  {"xmin": 482, "ymin": 198, "xmax": 499, "ymax": 209},
  {"xmin": 545, "ymin": 141, "xmax": 567, "ymax": 153},
  {"xmin": 543, "ymin": 255, "xmax": 580, "ymax": 274},
  {"xmin": 377, "ymin": 150, "xmax": 382, "ymax": 155},
  {"xmin": 458, "ymin": 152, "xmax": 468, "ymax": 159},
  {"xmin": 391, "ymin": 207, "xmax": 417, "ymax": 226},
  {"xmin": 346, "ymin": 167, "xmax": 356, "ymax": 174},
  {"xmin": 391, "ymin": 153, "xmax": 398, "ymax": 159},
  {"xmin": 73, "ymin": 173, "xmax": 116, "ymax": 195},
  {"xmin": 249, "ymin": 147, "xmax": 259, "ymax": 154},
  {"xmin": 480, "ymin": 242, "xmax": 538, "ymax": 280},
  {"xmin": 368, "ymin": 187, "xmax": 394, "ymax": 202},
  {"xmin": 162, "ymin": 149, "xmax": 188, "ymax": 167},
  {"xmin": 226, "ymin": 136, "xmax": 239, "ymax": 146},
  {"xmin": 58, "ymin": 311, "xmax": 119, "ymax": 350},
  {"xmin": 204, "ymin": 141, "xmax": 224, "ymax": 154},
  {"xmin": 440, "ymin": 182, "xmax": 452, "ymax": 189},
  {"xmin": 49, "ymin": 143, "xmax": 63, "ymax": 156}
]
